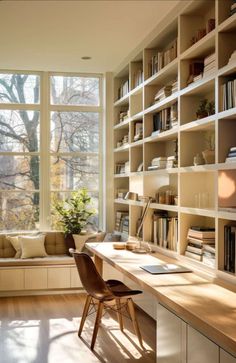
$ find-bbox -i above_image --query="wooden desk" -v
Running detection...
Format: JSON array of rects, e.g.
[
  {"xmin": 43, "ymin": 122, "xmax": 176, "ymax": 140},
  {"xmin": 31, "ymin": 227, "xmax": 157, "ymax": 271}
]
[{"xmin": 86, "ymin": 242, "xmax": 236, "ymax": 362}]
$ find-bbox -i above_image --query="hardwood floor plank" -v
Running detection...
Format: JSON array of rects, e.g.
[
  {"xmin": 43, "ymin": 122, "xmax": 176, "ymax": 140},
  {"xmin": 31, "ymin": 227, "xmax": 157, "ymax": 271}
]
[{"xmin": 0, "ymin": 293, "xmax": 156, "ymax": 363}]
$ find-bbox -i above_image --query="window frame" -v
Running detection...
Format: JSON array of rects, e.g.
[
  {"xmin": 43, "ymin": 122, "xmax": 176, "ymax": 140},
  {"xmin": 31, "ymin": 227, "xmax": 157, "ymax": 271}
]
[{"xmin": 0, "ymin": 70, "xmax": 103, "ymax": 231}]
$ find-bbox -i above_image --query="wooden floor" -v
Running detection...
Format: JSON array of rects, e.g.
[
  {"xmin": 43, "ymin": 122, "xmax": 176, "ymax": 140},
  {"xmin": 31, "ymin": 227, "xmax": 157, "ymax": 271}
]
[{"xmin": 0, "ymin": 293, "xmax": 156, "ymax": 363}]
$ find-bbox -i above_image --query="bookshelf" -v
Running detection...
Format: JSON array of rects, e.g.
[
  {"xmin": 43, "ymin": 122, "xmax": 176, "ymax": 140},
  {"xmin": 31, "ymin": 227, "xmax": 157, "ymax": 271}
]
[{"xmin": 112, "ymin": 0, "xmax": 236, "ymax": 285}]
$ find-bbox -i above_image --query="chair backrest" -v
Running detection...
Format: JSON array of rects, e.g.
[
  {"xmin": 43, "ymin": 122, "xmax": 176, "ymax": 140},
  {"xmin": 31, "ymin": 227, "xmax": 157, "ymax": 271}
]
[{"xmin": 72, "ymin": 251, "xmax": 114, "ymax": 301}]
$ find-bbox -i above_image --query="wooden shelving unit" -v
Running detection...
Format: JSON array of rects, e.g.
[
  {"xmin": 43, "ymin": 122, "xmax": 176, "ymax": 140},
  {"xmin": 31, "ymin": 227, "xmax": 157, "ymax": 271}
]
[{"xmin": 112, "ymin": 0, "xmax": 236, "ymax": 285}]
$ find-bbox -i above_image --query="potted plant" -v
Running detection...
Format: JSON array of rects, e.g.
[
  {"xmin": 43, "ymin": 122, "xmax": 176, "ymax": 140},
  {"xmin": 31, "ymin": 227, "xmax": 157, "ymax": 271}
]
[
  {"xmin": 206, "ymin": 100, "xmax": 215, "ymax": 116},
  {"xmin": 53, "ymin": 188, "xmax": 96, "ymax": 251},
  {"xmin": 196, "ymin": 99, "xmax": 208, "ymax": 119},
  {"xmin": 202, "ymin": 131, "xmax": 215, "ymax": 164}
]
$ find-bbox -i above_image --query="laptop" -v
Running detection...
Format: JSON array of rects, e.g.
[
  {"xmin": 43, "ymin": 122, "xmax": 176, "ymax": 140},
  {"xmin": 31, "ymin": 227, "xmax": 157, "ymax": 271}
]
[{"xmin": 140, "ymin": 264, "xmax": 192, "ymax": 274}]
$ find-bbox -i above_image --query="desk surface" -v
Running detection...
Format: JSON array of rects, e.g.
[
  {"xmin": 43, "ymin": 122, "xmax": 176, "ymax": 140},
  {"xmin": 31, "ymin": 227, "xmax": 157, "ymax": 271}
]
[{"xmin": 86, "ymin": 242, "xmax": 236, "ymax": 357}]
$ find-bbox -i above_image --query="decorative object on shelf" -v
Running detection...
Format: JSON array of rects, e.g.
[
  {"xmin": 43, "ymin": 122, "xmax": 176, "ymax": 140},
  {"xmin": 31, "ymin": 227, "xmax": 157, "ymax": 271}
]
[
  {"xmin": 190, "ymin": 18, "xmax": 215, "ymax": 47},
  {"xmin": 202, "ymin": 131, "xmax": 215, "ymax": 164},
  {"xmin": 137, "ymin": 162, "xmax": 143, "ymax": 172},
  {"xmin": 228, "ymin": 50, "xmax": 236, "ymax": 65},
  {"xmin": 193, "ymin": 153, "xmax": 205, "ymax": 166},
  {"xmin": 119, "ymin": 110, "xmax": 129, "ymax": 123},
  {"xmin": 124, "ymin": 192, "xmax": 152, "ymax": 254},
  {"xmin": 206, "ymin": 18, "xmax": 215, "ymax": 33},
  {"xmin": 225, "ymin": 146, "xmax": 236, "ymax": 163},
  {"xmin": 155, "ymin": 185, "xmax": 176, "ymax": 205},
  {"xmin": 195, "ymin": 99, "xmax": 215, "ymax": 119},
  {"xmin": 133, "ymin": 121, "xmax": 143, "ymax": 142},
  {"xmin": 116, "ymin": 189, "xmax": 129, "ymax": 199}
]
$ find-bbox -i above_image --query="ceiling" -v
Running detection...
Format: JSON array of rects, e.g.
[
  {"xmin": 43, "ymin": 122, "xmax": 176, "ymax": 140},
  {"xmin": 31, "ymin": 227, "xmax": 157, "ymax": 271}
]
[{"xmin": 0, "ymin": 0, "xmax": 182, "ymax": 74}]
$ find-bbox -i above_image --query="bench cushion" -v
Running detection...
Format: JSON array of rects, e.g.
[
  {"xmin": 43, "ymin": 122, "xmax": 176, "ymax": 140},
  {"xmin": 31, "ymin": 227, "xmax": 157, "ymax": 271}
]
[{"xmin": 0, "ymin": 255, "xmax": 74, "ymax": 267}]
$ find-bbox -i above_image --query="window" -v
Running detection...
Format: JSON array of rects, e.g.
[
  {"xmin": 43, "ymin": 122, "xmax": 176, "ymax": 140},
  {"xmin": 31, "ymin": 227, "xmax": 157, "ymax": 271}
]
[{"xmin": 0, "ymin": 72, "xmax": 102, "ymax": 231}]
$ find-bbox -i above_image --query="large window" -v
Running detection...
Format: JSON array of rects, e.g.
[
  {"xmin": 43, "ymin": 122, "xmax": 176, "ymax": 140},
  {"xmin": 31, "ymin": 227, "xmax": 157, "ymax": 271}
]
[{"xmin": 0, "ymin": 72, "xmax": 102, "ymax": 231}]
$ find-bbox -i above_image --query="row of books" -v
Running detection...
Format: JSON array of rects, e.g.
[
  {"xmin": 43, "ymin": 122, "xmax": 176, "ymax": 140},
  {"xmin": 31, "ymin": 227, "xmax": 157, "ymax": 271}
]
[
  {"xmin": 225, "ymin": 146, "xmax": 236, "ymax": 163},
  {"xmin": 224, "ymin": 225, "xmax": 236, "ymax": 273},
  {"xmin": 153, "ymin": 80, "xmax": 178, "ymax": 103},
  {"xmin": 115, "ymin": 211, "xmax": 129, "ymax": 234},
  {"xmin": 222, "ymin": 78, "xmax": 236, "ymax": 111},
  {"xmin": 152, "ymin": 103, "xmax": 178, "ymax": 133},
  {"xmin": 148, "ymin": 156, "xmax": 177, "ymax": 171},
  {"xmin": 190, "ymin": 19, "xmax": 215, "ymax": 46},
  {"xmin": 118, "ymin": 79, "xmax": 129, "ymax": 99},
  {"xmin": 133, "ymin": 69, "xmax": 143, "ymax": 89},
  {"xmin": 184, "ymin": 227, "xmax": 215, "ymax": 266},
  {"xmin": 153, "ymin": 212, "xmax": 178, "ymax": 251},
  {"xmin": 148, "ymin": 38, "xmax": 177, "ymax": 77},
  {"xmin": 115, "ymin": 161, "xmax": 129, "ymax": 174}
]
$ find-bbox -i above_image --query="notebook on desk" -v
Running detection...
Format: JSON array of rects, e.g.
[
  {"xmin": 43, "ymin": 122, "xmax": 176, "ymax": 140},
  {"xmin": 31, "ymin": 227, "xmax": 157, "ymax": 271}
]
[{"xmin": 140, "ymin": 264, "xmax": 192, "ymax": 274}]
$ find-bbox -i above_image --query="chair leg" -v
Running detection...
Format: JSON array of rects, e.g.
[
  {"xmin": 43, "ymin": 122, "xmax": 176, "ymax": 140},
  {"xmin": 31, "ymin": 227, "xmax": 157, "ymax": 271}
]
[
  {"xmin": 116, "ymin": 298, "xmax": 124, "ymax": 332},
  {"xmin": 91, "ymin": 301, "xmax": 104, "ymax": 350},
  {"xmin": 78, "ymin": 294, "xmax": 92, "ymax": 337},
  {"xmin": 127, "ymin": 298, "xmax": 143, "ymax": 348}
]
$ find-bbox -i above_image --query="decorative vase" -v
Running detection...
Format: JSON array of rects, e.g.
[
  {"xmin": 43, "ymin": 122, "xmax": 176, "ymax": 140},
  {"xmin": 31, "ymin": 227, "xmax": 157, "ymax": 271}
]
[
  {"xmin": 193, "ymin": 153, "xmax": 204, "ymax": 166},
  {"xmin": 202, "ymin": 150, "xmax": 215, "ymax": 164}
]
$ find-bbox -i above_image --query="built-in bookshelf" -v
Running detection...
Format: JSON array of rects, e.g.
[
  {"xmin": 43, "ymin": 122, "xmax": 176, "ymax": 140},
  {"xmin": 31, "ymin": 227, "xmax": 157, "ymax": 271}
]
[{"xmin": 112, "ymin": 0, "xmax": 236, "ymax": 285}]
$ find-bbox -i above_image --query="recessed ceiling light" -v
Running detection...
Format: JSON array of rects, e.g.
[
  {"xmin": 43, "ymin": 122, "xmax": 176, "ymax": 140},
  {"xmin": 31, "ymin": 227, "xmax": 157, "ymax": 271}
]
[{"xmin": 81, "ymin": 56, "xmax": 92, "ymax": 60}]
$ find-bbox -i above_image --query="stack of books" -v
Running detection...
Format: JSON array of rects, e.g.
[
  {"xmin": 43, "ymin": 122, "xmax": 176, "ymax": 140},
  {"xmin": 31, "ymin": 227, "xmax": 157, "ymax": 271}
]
[
  {"xmin": 203, "ymin": 53, "xmax": 216, "ymax": 77},
  {"xmin": 166, "ymin": 155, "xmax": 177, "ymax": 168},
  {"xmin": 148, "ymin": 157, "xmax": 167, "ymax": 170},
  {"xmin": 153, "ymin": 80, "xmax": 178, "ymax": 103},
  {"xmin": 119, "ymin": 110, "xmax": 129, "ymax": 123},
  {"xmin": 222, "ymin": 78, "xmax": 236, "ymax": 111},
  {"xmin": 121, "ymin": 215, "xmax": 129, "ymax": 235},
  {"xmin": 224, "ymin": 225, "xmax": 236, "ymax": 273},
  {"xmin": 230, "ymin": 1, "xmax": 236, "ymax": 16},
  {"xmin": 153, "ymin": 211, "xmax": 178, "ymax": 251},
  {"xmin": 184, "ymin": 226, "xmax": 215, "ymax": 262},
  {"xmin": 115, "ymin": 211, "xmax": 129, "ymax": 233},
  {"xmin": 225, "ymin": 146, "xmax": 236, "ymax": 163},
  {"xmin": 202, "ymin": 244, "xmax": 216, "ymax": 268}
]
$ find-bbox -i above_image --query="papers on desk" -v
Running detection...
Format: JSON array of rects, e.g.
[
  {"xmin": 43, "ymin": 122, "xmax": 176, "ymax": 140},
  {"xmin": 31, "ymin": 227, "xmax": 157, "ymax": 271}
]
[{"xmin": 140, "ymin": 264, "xmax": 192, "ymax": 274}]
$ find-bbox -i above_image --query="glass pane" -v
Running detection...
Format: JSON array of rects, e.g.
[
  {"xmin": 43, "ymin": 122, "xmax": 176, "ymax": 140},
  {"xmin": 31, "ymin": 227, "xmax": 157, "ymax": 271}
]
[
  {"xmin": 0, "ymin": 73, "xmax": 40, "ymax": 104},
  {"xmin": 50, "ymin": 155, "xmax": 99, "ymax": 191},
  {"xmin": 50, "ymin": 76, "xmax": 99, "ymax": 106},
  {"xmin": 50, "ymin": 111, "xmax": 99, "ymax": 153},
  {"xmin": 0, "ymin": 191, "xmax": 39, "ymax": 231},
  {"xmin": 0, "ymin": 155, "xmax": 39, "ymax": 190},
  {"xmin": 50, "ymin": 191, "xmax": 98, "ymax": 230},
  {"xmin": 0, "ymin": 110, "xmax": 40, "ymax": 152}
]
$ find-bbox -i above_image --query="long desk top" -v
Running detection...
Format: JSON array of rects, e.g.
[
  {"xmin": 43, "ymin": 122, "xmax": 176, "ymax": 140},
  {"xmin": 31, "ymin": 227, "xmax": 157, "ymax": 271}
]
[{"xmin": 86, "ymin": 242, "xmax": 236, "ymax": 357}]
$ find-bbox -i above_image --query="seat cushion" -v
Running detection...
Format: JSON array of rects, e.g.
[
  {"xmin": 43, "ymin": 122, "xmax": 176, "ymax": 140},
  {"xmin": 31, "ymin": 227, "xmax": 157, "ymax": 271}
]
[
  {"xmin": 106, "ymin": 279, "xmax": 142, "ymax": 297},
  {"xmin": 0, "ymin": 255, "xmax": 74, "ymax": 267}
]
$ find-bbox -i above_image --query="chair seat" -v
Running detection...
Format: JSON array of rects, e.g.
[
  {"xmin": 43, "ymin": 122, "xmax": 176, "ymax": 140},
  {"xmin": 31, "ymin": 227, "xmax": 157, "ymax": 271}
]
[{"xmin": 106, "ymin": 279, "xmax": 142, "ymax": 298}]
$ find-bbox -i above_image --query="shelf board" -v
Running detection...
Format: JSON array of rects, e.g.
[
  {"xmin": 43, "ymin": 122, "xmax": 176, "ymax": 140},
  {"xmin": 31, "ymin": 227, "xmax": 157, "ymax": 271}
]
[
  {"xmin": 218, "ymin": 13, "xmax": 236, "ymax": 33},
  {"xmin": 218, "ymin": 209, "xmax": 236, "ymax": 221},
  {"xmin": 130, "ymin": 171, "xmax": 143, "ymax": 177},
  {"xmin": 218, "ymin": 107, "xmax": 236, "ymax": 120},
  {"xmin": 179, "ymin": 165, "xmax": 216, "ymax": 173},
  {"xmin": 144, "ymin": 58, "xmax": 178, "ymax": 87},
  {"xmin": 114, "ymin": 94, "xmax": 129, "ymax": 107},
  {"xmin": 180, "ymin": 207, "xmax": 216, "ymax": 217},
  {"xmin": 130, "ymin": 110, "xmax": 144, "ymax": 120},
  {"xmin": 114, "ymin": 173, "xmax": 130, "ymax": 178},
  {"xmin": 218, "ymin": 62, "xmax": 236, "ymax": 77},
  {"xmin": 114, "ymin": 198, "xmax": 129, "ymax": 205},
  {"xmin": 180, "ymin": 115, "xmax": 215, "ymax": 132},
  {"xmin": 114, "ymin": 144, "xmax": 130, "ymax": 153},
  {"xmin": 130, "ymin": 139, "xmax": 143, "ymax": 148},
  {"xmin": 181, "ymin": 75, "xmax": 215, "ymax": 96},
  {"xmin": 114, "ymin": 118, "xmax": 130, "ymax": 130},
  {"xmin": 144, "ymin": 168, "xmax": 179, "ymax": 176},
  {"xmin": 130, "ymin": 83, "xmax": 143, "ymax": 96},
  {"xmin": 150, "ymin": 203, "xmax": 178, "ymax": 212},
  {"xmin": 218, "ymin": 162, "xmax": 236, "ymax": 170},
  {"xmin": 144, "ymin": 93, "xmax": 178, "ymax": 115},
  {"xmin": 144, "ymin": 127, "xmax": 178, "ymax": 143},
  {"xmin": 180, "ymin": 29, "xmax": 216, "ymax": 60}
]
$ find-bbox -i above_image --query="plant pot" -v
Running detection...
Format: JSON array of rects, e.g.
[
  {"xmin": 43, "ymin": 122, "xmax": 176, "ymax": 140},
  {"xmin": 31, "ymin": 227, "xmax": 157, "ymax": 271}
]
[
  {"xmin": 202, "ymin": 150, "xmax": 215, "ymax": 164},
  {"xmin": 196, "ymin": 111, "xmax": 208, "ymax": 119}
]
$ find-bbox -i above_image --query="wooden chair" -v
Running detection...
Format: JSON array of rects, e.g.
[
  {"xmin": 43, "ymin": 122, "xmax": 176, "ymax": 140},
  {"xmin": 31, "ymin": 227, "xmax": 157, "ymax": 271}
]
[{"xmin": 70, "ymin": 249, "xmax": 143, "ymax": 350}]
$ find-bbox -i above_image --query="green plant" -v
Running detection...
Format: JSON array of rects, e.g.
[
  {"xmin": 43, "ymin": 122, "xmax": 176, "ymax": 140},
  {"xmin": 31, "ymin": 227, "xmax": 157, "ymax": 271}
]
[
  {"xmin": 196, "ymin": 99, "xmax": 208, "ymax": 118},
  {"xmin": 206, "ymin": 100, "xmax": 215, "ymax": 115},
  {"xmin": 53, "ymin": 189, "xmax": 96, "ymax": 236}
]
